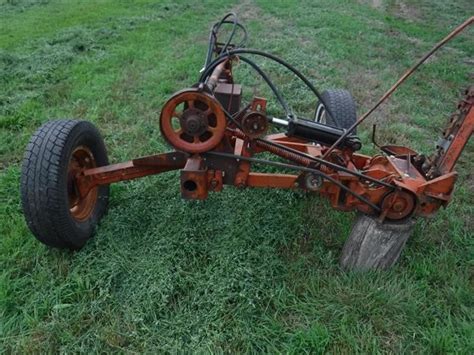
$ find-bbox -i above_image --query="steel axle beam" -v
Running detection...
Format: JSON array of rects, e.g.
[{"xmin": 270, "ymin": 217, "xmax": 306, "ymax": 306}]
[{"xmin": 76, "ymin": 152, "xmax": 187, "ymax": 197}]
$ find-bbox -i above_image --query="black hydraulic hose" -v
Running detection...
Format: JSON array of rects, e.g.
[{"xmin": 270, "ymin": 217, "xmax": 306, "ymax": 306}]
[
  {"xmin": 205, "ymin": 23, "xmax": 289, "ymax": 114},
  {"xmin": 216, "ymin": 13, "xmax": 238, "ymax": 56},
  {"xmin": 199, "ymin": 48, "xmax": 335, "ymax": 122},
  {"xmin": 239, "ymin": 56, "xmax": 291, "ymax": 115},
  {"xmin": 221, "ymin": 103, "xmax": 243, "ymax": 130},
  {"xmin": 204, "ymin": 27, "xmax": 216, "ymax": 69},
  {"xmin": 224, "ymin": 21, "xmax": 248, "ymax": 49},
  {"xmin": 204, "ymin": 13, "xmax": 248, "ymax": 69},
  {"xmin": 211, "ymin": 21, "xmax": 248, "ymax": 50},
  {"xmin": 204, "ymin": 14, "xmax": 236, "ymax": 69},
  {"xmin": 203, "ymin": 17, "xmax": 288, "ymax": 115}
]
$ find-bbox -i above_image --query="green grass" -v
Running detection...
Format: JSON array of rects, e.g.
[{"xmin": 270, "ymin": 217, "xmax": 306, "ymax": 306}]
[{"xmin": 1, "ymin": 0, "xmax": 473, "ymax": 352}]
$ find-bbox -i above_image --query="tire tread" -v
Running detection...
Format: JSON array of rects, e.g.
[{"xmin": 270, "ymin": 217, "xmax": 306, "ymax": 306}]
[
  {"xmin": 320, "ymin": 89, "xmax": 357, "ymax": 132},
  {"xmin": 20, "ymin": 119, "xmax": 108, "ymax": 249}
]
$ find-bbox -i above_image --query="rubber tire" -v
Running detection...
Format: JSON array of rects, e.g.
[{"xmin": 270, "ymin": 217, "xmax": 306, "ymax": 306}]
[
  {"xmin": 315, "ymin": 89, "xmax": 357, "ymax": 132},
  {"xmin": 20, "ymin": 120, "xmax": 109, "ymax": 250}
]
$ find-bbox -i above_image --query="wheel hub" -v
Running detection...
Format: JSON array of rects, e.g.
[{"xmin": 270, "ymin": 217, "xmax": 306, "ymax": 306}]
[
  {"xmin": 381, "ymin": 190, "xmax": 416, "ymax": 220},
  {"xmin": 241, "ymin": 111, "xmax": 268, "ymax": 138},
  {"xmin": 180, "ymin": 108, "xmax": 208, "ymax": 136},
  {"xmin": 67, "ymin": 146, "xmax": 98, "ymax": 221}
]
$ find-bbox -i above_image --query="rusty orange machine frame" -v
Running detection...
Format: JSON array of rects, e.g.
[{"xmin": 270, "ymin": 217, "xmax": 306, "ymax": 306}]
[
  {"xmin": 73, "ymin": 76, "xmax": 473, "ymax": 222},
  {"xmin": 20, "ymin": 14, "xmax": 474, "ymax": 251},
  {"xmin": 70, "ymin": 13, "xmax": 474, "ymax": 224}
]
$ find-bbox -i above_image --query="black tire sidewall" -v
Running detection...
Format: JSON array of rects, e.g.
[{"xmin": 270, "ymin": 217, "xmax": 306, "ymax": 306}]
[{"xmin": 21, "ymin": 120, "xmax": 109, "ymax": 250}]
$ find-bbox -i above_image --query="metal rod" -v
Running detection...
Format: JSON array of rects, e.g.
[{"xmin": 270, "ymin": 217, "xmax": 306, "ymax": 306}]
[
  {"xmin": 206, "ymin": 60, "xmax": 228, "ymax": 92},
  {"xmin": 204, "ymin": 151, "xmax": 381, "ymax": 212},
  {"xmin": 321, "ymin": 16, "xmax": 474, "ymax": 160},
  {"xmin": 271, "ymin": 117, "xmax": 289, "ymax": 126},
  {"xmin": 239, "ymin": 56, "xmax": 291, "ymax": 114},
  {"xmin": 252, "ymin": 133, "xmax": 395, "ymax": 189}
]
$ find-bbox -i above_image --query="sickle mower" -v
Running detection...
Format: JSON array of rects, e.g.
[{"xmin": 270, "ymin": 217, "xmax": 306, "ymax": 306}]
[{"xmin": 20, "ymin": 14, "xmax": 473, "ymax": 269}]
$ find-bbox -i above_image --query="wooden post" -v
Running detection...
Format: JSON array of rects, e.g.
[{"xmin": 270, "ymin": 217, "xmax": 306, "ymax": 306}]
[{"xmin": 340, "ymin": 214, "xmax": 416, "ymax": 271}]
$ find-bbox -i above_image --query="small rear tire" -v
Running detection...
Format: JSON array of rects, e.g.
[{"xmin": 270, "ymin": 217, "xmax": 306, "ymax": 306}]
[
  {"xmin": 20, "ymin": 119, "xmax": 109, "ymax": 250},
  {"xmin": 315, "ymin": 89, "xmax": 357, "ymax": 132}
]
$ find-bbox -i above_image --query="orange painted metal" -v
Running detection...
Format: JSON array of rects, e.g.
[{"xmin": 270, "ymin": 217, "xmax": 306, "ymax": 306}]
[
  {"xmin": 73, "ymin": 85, "xmax": 472, "ymax": 222},
  {"xmin": 76, "ymin": 152, "xmax": 186, "ymax": 198},
  {"xmin": 160, "ymin": 89, "xmax": 227, "ymax": 153},
  {"xmin": 247, "ymin": 173, "xmax": 297, "ymax": 189},
  {"xmin": 441, "ymin": 106, "xmax": 473, "ymax": 174},
  {"xmin": 180, "ymin": 155, "xmax": 208, "ymax": 200},
  {"xmin": 68, "ymin": 146, "xmax": 98, "ymax": 221},
  {"xmin": 63, "ymin": 14, "xmax": 474, "ymax": 227},
  {"xmin": 208, "ymin": 169, "xmax": 223, "ymax": 192},
  {"xmin": 427, "ymin": 87, "xmax": 474, "ymax": 177},
  {"xmin": 234, "ymin": 138, "xmax": 252, "ymax": 187}
]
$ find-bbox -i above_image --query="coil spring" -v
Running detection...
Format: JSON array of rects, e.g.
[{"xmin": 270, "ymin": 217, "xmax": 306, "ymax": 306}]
[{"xmin": 232, "ymin": 128, "xmax": 314, "ymax": 167}]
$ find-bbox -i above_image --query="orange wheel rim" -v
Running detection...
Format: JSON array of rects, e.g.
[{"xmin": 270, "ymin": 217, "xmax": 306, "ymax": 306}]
[{"xmin": 67, "ymin": 146, "xmax": 98, "ymax": 221}]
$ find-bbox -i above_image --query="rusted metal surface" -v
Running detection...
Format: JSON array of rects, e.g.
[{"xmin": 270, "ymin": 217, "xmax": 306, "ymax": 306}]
[
  {"xmin": 424, "ymin": 86, "xmax": 474, "ymax": 178},
  {"xmin": 181, "ymin": 155, "xmax": 208, "ymax": 199},
  {"xmin": 214, "ymin": 82, "xmax": 242, "ymax": 115},
  {"xmin": 240, "ymin": 97, "xmax": 268, "ymax": 138},
  {"xmin": 75, "ymin": 84, "xmax": 471, "ymax": 222},
  {"xmin": 160, "ymin": 89, "xmax": 227, "ymax": 153},
  {"xmin": 380, "ymin": 190, "xmax": 416, "ymax": 221},
  {"xmin": 247, "ymin": 173, "xmax": 297, "ymax": 188},
  {"xmin": 70, "ymin": 17, "xmax": 472, "ymax": 224},
  {"xmin": 206, "ymin": 61, "xmax": 228, "ymax": 92},
  {"xmin": 380, "ymin": 145, "xmax": 418, "ymax": 157},
  {"xmin": 68, "ymin": 146, "xmax": 98, "ymax": 221},
  {"xmin": 76, "ymin": 152, "xmax": 187, "ymax": 197}
]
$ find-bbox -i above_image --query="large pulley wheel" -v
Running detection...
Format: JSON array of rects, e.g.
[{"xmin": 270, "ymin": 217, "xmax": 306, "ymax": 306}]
[
  {"xmin": 381, "ymin": 190, "xmax": 416, "ymax": 221},
  {"xmin": 160, "ymin": 89, "xmax": 227, "ymax": 153}
]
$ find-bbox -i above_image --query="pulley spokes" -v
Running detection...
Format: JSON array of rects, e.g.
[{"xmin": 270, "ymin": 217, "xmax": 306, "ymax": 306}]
[{"xmin": 160, "ymin": 89, "xmax": 226, "ymax": 153}]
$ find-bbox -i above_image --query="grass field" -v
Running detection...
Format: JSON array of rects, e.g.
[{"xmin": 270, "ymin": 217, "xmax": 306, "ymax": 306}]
[{"xmin": 1, "ymin": 0, "xmax": 473, "ymax": 352}]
